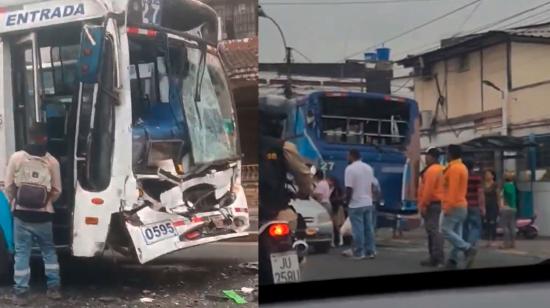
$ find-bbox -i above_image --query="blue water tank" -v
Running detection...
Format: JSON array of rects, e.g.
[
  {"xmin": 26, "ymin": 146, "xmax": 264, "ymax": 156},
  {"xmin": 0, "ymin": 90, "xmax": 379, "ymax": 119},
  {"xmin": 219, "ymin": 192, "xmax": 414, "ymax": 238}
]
[
  {"xmin": 364, "ymin": 52, "xmax": 377, "ymax": 61},
  {"xmin": 376, "ymin": 47, "xmax": 391, "ymax": 61}
]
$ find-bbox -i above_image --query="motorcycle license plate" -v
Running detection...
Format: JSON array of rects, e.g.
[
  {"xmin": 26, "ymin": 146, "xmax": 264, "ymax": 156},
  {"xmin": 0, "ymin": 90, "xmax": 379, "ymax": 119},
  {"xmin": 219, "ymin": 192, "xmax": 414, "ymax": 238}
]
[{"xmin": 270, "ymin": 251, "xmax": 301, "ymax": 284}]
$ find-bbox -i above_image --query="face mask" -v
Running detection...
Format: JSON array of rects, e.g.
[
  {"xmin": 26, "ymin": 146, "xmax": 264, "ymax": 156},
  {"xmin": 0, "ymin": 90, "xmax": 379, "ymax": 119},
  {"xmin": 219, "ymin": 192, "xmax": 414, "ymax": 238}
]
[{"xmin": 307, "ymin": 116, "xmax": 314, "ymax": 126}]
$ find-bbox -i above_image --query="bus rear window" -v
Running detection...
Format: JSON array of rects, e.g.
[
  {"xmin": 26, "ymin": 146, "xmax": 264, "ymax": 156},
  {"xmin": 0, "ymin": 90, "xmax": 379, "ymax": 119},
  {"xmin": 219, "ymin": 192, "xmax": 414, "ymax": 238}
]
[{"xmin": 320, "ymin": 96, "xmax": 409, "ymax": 146}]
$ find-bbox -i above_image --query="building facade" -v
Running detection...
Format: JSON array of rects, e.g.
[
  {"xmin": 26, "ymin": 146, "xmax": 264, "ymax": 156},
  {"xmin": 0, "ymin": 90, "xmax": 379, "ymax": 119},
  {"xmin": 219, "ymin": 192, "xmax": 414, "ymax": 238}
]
[
  {"xmin": 202, "ymin": 0, "xmax": 257, "ymax": 40},
  {"xmin": 398, "ymin": 23, "xmax": 550, "ymax": 173}
]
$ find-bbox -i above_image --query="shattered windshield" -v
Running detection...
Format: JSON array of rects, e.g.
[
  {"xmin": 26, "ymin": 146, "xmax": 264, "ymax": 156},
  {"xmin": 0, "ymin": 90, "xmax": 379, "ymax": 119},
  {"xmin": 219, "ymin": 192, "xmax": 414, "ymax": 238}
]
[{"xmin": 180, "ymin": 48, "xmax": 238, "ymax": 164}]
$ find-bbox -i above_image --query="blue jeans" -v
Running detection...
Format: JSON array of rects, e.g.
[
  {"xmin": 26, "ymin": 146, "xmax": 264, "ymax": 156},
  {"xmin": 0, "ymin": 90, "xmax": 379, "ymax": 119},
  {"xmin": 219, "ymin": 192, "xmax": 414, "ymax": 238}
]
[
  {"xmin": 349, "ymin": 206, "xmax": 376, "ymax": 257},
  {"xmin": 441, "ymin": 207, "xmax": 471, "ymax": 263},
  {"xmin": 13, "ymin": 217, "xmax": 60, "ymax": 295},
  {"xmin": 463, "ymin": 207, "xmax": 482, "ymax": 247}
]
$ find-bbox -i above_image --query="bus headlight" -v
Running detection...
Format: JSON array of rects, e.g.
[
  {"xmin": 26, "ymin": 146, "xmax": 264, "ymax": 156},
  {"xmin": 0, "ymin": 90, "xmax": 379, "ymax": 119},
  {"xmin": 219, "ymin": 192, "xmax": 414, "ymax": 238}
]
[{"xmin": 234, "ymin": 217, "xmax": 247, "ymax": 227}]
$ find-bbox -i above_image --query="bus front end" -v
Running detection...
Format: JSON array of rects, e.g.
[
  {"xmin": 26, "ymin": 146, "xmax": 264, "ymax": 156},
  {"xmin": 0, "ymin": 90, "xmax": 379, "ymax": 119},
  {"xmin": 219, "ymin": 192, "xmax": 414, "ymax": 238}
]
[{"xmin": 0, "ymin": 0, "xmax": 249, "ymax": 264}]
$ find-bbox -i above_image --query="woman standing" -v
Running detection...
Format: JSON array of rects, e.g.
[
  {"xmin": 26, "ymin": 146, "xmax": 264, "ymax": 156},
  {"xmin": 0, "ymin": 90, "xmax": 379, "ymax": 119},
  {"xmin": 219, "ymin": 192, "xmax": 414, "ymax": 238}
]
[
  {"xmin": 500, "ymin": 172, "xmax": 518, "ymax": 249},
  {"xmin": 329, "ymin": 176, "xmax": 346, "ymax": 247},
  {"xmin": 483, "ymin": 170, "xmax": 500, "ymax": 247}
]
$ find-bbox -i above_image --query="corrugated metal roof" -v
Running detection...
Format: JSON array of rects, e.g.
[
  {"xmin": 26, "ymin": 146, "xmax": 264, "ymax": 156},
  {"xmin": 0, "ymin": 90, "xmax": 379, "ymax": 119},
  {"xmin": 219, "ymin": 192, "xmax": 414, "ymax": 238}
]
[
  {"xmin": 504, "ymin": 24, "xmax": 550, "ymax": 38},
  {"xmin": 219, "ymin": 36, "xmax": 258, "ymax": 81},
  {"xmin": 398, "ymin": 22, "xmax": 550, "ymax": 65}
]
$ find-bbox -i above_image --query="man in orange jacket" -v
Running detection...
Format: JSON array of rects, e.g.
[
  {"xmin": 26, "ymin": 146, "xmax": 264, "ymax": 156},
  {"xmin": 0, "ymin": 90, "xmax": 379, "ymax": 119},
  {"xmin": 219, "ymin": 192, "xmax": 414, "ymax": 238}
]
[
  {"xmin": 441, "ymin": 144, "xmax": 478, "ymax": 269},
  {"xmin": 418, "ymin": 147, "xmax": 445, "ymax": 267}
]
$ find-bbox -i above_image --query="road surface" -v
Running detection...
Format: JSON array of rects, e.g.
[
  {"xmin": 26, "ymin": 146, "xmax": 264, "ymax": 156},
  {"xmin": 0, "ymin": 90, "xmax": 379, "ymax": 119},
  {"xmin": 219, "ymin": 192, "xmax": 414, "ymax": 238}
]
[{"xmin": 302, "ymin": 229, "xmax": 548, "ymax": 282}]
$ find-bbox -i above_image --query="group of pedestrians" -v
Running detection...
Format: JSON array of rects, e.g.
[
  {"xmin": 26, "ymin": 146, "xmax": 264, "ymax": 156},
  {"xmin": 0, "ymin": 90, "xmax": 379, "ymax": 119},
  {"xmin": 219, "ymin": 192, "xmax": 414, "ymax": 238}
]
[{"xmin": 418, "ymin": 144, "xmax": 518, "ymax": 270}]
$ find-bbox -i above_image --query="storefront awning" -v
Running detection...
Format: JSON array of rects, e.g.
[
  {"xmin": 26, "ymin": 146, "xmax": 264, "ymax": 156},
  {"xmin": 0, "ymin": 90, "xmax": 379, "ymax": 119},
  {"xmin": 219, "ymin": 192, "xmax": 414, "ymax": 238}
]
[{"xmin": 460, "ymin": 136, "xmax": 538, "ymax": 152}]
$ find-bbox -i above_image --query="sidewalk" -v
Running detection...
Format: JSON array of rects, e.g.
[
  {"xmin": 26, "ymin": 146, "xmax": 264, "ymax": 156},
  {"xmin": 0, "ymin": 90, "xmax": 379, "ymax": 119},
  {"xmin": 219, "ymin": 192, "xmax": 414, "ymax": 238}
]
[{"xmin": 375, "ymin": 227, "xmax": 550, "ymax": 259}]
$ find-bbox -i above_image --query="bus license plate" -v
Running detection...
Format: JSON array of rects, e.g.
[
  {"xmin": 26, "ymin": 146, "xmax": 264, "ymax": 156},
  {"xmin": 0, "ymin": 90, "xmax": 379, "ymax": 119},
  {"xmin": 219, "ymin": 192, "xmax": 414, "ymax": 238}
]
[
  {"xmin": 270, "ymin": 252, "xmax": 301, "ymax": 284},
  {"xmin": 140, "ymin": 221, "xmax": 178, "ymax": 245}
]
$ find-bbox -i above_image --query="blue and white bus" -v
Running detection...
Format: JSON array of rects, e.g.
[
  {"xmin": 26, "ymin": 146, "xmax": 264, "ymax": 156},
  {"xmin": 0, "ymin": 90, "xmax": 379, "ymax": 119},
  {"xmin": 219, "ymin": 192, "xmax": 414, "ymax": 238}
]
[{"xmin": 261, "ymin": 91, "xmax": 421, "ymax": 228}]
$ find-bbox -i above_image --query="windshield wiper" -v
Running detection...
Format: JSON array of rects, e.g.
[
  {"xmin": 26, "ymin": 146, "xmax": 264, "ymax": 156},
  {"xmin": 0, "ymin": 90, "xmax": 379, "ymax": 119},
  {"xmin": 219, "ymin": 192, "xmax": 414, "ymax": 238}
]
[{"xmin": 193, "ymin": 43, "xmax": 208, "ymax": 127}]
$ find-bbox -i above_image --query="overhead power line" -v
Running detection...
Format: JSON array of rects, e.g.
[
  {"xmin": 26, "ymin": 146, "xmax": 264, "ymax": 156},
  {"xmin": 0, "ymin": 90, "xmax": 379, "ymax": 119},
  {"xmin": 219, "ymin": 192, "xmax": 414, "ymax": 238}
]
[
  {"xmin": 497, "ymin": 7, "xmax": 550, "ymax": 29},
  {"xmin": 290, "ymin": 47, "xmax": 313, "ymax": 63},
  {"xmin": 340, "ymin": 0, "xmax": 482, "ymax": 61},
  {"xmin": 452, "ymin": 0, "xmax": 483, "ymax": 37},
  {"xmin": 394, "ymin": 1, "xmax": 550, "ymax": 60},
  {"xmin": 261, "ymin": 0, "xmax": 459, "ymax": 6},
  {"xmin": 462, "ymin": 0, "xmax": 550, "ymax": 34}
]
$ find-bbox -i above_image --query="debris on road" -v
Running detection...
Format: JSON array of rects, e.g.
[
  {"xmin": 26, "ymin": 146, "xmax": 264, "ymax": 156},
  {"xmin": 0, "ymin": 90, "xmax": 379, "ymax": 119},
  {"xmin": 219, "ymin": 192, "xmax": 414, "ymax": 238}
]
[
  {"xmin": 0, "ymin": 258, "xmax": 258, "ymax": 307},
  {"xmin": 99, "ymin": 296, "xmax": 119, "ymax": 303},
  {"xmin": 223, "ymin": 290, "xmax": 248, "ymax": 304},
  {"xmin": 238, "ymin": 262, "xmax": 258, "ymax": 273},
  {"xmin": 241, "ymin": 287, "xmax": 254, "ymax": 294},
  {"xmin": 139, "ymin": 297, "xmax": 154, "ymax": 303}
]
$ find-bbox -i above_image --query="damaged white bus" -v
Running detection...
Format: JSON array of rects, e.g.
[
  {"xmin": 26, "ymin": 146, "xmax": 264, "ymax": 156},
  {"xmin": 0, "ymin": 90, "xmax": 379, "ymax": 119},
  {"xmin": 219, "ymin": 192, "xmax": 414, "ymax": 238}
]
[{"xmin": 0, "ymin": 0, "xmax": 250, "ymax": 265}]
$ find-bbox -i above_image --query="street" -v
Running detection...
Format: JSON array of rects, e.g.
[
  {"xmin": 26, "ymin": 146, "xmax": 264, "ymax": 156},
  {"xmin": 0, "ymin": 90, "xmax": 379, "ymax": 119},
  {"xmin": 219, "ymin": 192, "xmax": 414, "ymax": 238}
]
[
  {"xmin": 302, "ymin": 228, "xmax": 548, "ymax": 282},
  {"xmin": 0, "ymin": 185, "xmax": 259, "ymax": 308},
  {"xmin": 0, "ymin": 243, "xmax": 258, "ymax": 308}
]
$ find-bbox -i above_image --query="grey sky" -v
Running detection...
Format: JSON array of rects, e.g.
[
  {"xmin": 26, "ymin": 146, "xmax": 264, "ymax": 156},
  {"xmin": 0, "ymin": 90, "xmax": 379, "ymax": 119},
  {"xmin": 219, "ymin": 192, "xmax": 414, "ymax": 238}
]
[{"xmin": 259, "ymin": 0, "xmax": 549, "ymax": 68}]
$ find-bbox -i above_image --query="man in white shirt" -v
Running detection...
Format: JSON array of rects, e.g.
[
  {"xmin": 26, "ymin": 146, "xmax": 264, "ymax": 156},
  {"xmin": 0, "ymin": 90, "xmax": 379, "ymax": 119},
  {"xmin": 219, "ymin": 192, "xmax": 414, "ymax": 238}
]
[{"xmin": 343, "ymin": 149, "xmax": 378, "ymax": 259}]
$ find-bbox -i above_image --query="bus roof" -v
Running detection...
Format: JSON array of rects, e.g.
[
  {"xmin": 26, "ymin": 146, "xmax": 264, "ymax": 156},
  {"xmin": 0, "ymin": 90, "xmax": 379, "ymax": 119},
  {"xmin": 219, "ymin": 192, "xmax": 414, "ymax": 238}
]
[
  {"xmin": 303, "ymin": 91, "xmax": 417, "ymax": 105},
  {"xmin": 0, "ymin": 0, "xmax": 107, "ymax": 34},
  {"xmin": 0, "ymin": 0, "xmax": 218, "ymax": 41}
]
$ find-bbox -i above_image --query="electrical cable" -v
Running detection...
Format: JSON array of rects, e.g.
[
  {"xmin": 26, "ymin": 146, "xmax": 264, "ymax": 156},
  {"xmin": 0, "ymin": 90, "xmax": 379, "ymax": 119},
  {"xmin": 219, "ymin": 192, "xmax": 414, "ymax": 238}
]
[
  {"xmin": 341, "ymin": 0, "xmax": 482, "ymax": 60},
  {"xmin": 452, "ymin": 0, "xmax": 483, "ymax": 37},
  {"xmin": 461, "ymin": 1, "xmax": 550, "ymax": 35},
  {"xmin": 394, "ymin": 1, "xmax": 550, "ymax": 60},
  {"xmin": 290, "ymin": 47, "xmax": 314, "ymax": 63}
]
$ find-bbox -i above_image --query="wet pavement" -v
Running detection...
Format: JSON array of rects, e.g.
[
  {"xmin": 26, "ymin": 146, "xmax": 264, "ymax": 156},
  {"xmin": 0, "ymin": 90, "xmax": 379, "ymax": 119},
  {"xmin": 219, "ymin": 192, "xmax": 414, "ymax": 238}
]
[{"xmin": 0, "ymin": 256, "xmax": 258, "ymax": 307}]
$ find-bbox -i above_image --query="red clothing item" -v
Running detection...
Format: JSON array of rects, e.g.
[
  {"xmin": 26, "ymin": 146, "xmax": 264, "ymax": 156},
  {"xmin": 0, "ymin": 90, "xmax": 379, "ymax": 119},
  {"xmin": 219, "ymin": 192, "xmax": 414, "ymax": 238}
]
[{"xmin": 466, "ymin": 174, "xmax": 482, "ymax": 208}]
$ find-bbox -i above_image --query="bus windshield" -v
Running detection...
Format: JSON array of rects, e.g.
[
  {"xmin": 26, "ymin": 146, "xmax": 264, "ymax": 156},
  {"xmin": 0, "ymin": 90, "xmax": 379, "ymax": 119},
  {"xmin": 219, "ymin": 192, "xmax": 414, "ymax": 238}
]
[
  {"xmin": 181, "ymin": 48, "xmax": 238, "ymax": 164},
  {"xmin": 129, "ymin": 35, "xmax": 238, "ymax": 170},
  {"xmin": 320, "ymin": 96, "xmax": 410, "ymax": 147}
]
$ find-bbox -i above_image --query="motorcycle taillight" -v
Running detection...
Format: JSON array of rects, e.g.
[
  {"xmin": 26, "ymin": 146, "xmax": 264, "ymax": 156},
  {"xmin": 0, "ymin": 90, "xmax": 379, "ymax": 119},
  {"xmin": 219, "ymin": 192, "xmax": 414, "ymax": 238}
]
[{"xmin": 268, "ymin": 223, "xmax": 290, "ymax": 238}]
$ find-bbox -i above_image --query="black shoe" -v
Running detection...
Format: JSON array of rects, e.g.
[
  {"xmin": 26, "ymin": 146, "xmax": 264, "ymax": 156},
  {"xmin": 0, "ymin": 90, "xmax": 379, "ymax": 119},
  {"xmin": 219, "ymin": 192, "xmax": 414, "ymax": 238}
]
[
  {"xmin": 11, "ymin": 293, "xmax": 29, "ymax": 306},
  {"xmin": 465, "ymin": 247, "xmax": 478, "ymax": 269},
  {"xmin": 445, "ymin": 260, "xmax": 458, "ymax": 270}
]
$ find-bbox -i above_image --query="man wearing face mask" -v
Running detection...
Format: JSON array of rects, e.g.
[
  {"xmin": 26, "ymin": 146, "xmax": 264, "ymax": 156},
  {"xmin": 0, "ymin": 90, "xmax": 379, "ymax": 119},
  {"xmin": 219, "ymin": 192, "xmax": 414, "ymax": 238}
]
[{"xmin": 5, "ymin": 123, "xmax": 62, "ymax": 304}]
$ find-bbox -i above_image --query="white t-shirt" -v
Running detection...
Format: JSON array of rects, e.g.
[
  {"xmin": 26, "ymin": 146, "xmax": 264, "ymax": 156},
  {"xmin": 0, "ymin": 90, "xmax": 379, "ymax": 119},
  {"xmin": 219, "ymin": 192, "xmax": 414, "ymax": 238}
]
[
  {"xmin": 314, "ymin": 179, "xmax": 332, "ymax": 204},
  {"xmin": 345, "ymin": 160, "xmax": 376, "ymax": 208}
]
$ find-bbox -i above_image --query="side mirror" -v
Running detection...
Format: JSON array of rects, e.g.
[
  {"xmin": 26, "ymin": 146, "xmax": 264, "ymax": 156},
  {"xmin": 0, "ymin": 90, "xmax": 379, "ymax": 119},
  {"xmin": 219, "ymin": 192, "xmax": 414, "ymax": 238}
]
[{"xmin": 77, "ymin": 25, "xmax": 105, "ymax": 84}]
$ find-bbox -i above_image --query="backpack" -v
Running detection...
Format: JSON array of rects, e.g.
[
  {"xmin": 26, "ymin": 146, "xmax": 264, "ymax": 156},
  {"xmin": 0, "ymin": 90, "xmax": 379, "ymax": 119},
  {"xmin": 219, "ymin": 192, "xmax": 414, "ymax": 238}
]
[{"xmin": 14, "ymin": 154, "xmax": 52, "ymax": 209}]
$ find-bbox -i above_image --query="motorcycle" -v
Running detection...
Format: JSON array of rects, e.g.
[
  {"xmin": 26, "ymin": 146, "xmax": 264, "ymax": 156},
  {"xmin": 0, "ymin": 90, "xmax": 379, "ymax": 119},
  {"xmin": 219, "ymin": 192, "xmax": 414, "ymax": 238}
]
[
  {"xmin": 258, "ymin": 167, "xmax": 314, "ymax": 286},
  {"xmin": 516, "ymin": 215, "xmax": 539, "ymax": 239},
  {"xmin": 259, "ymin": 218, "xmax": 308, "ymax": 286},
  {"xmin": 495, "ymin": 215, "xmax": 539, "ymax": 239}
]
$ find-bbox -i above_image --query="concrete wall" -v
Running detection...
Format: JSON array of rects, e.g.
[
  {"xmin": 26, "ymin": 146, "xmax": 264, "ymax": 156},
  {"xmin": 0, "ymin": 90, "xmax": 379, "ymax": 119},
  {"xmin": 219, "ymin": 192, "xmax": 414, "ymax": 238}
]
[
  {"xmin": 481, "ymin": 44, "xmax": 507, "ymax": 112},
  {"xmin": 446, "ymin": 51, "xmax": 483, "ymax": 117},
  {"xmin": 413, "ymin": 43, "xmax": 507, "ymax": 120},
  {"xmin": 508, "ymin": 42, "xmax": 550, "ymax": 126}
]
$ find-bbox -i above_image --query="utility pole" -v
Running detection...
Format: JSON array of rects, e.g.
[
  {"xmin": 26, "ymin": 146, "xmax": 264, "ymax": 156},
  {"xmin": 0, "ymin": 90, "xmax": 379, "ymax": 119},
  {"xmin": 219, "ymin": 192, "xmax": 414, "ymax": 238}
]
[
  {"xmin": 284, "ymin": 46, "xmax": 293, "ymax": 99},
  {"xmin": 259, "ymin": 5, "xmax": 292, "ymax": 98}
]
